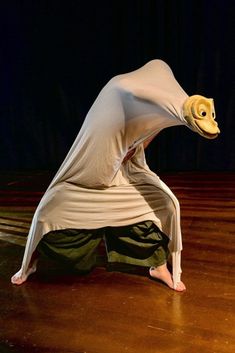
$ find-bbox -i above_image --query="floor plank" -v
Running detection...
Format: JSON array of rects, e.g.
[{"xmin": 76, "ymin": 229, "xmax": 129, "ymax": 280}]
[{"xmin": 0, "ymin": 171, "xmax": 234, "ymax": 353}]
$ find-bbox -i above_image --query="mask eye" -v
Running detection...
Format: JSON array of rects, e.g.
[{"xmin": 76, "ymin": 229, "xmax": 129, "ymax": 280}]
[
  {"xmin": 200, "ymin": 111, "xmax": 207, "ymax": 117},
  {"xmin": 212, "ymin": 112, "xmax": 215, "ymax": 118}
]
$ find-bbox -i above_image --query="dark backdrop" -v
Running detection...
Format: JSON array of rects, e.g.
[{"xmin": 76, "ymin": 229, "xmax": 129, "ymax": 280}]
[{"xmin": 0, "ymin": 0, "xmax": 234, "ymax": 172}]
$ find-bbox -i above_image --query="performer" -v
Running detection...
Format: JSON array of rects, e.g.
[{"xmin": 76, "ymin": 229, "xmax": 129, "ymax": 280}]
[{"xmin": 11, "ymin": 60, "xmax": 220, "ymax": 291}]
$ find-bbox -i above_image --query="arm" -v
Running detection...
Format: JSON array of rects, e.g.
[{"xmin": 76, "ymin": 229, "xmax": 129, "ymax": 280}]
[{"xmin": 123, "ymin": 133, "xmax": 157, "ymax": 163}]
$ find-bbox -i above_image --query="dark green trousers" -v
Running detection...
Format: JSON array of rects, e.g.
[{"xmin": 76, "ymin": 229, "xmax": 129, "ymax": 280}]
[{"xmin": 37, "ymin": 221, "xmax": 169, "ymax": 272}]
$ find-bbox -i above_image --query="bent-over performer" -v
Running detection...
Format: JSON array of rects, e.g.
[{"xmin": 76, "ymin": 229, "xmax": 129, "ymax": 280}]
[{"xmin": 11, "ymin": 60, "xmax": 220, "ymax": 291}]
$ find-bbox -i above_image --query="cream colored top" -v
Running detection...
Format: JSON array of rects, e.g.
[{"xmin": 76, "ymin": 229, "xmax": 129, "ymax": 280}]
[{"xmin": 17, "ymin": 60, "xmax": 190, "ymax": 287}]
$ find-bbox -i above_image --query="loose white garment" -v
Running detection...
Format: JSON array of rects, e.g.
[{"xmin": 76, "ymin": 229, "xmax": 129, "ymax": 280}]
[{"xmin": 14, "ymin": 60, "xmax": 190, "ymax": 287}]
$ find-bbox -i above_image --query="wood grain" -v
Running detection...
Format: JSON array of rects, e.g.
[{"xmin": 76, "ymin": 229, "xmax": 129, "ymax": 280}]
[{"xmin": 0, "ymin": 171, "xmax": 234, "ymax": 353}]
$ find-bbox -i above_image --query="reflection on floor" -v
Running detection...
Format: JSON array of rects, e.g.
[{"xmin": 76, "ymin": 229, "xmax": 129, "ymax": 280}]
[{"xmin": 0, "ymin": 171, "xmax": 235, "ymax": 353}]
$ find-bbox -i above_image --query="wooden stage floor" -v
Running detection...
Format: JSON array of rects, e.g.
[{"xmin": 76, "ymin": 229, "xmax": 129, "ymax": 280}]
[{"xmin": 0, "ymin": 171, "xmax": 234, "ymax": 353}]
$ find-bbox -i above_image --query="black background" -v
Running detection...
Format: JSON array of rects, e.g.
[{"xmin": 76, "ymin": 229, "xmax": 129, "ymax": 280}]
[{"xmin": 0, "ymin": 0, "xmax": 234, "ymax": 172}]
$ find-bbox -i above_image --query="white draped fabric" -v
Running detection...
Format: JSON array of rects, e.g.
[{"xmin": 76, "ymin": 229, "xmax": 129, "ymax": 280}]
[{"xmin": 13, "ymin": 60, "xmax": 190, "ymax": 287}]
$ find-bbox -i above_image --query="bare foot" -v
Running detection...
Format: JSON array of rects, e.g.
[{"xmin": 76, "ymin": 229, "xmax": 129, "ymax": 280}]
[
  {"xmin": 149, "ymin": 264, "xmax": 186, "ymax": 292},
  {"xmin": 11, "ymin": 259, "xmax": 38, "ymax": 285}
]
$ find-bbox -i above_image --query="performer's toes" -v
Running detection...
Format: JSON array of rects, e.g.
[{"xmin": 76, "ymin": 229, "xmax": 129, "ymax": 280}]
[
  {"xmin": 11, "ymin": 270, "xmax": 27, "ymax": 285},
  {"xmin": 149, "ymin": 264, "xmax": 186, "ymax": 292},
  {"xmin": 11, "ymin": 263, "xmax": 37, "ymax": 285},
  {"xmin": 174, "ymin": 281, "xmax": 186, "ymax": 292}
]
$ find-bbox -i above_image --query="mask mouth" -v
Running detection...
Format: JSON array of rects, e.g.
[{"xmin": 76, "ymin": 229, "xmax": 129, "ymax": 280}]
[{"xmin": 194, "ymin": 121, "xmax": 219, "ymax": 139}]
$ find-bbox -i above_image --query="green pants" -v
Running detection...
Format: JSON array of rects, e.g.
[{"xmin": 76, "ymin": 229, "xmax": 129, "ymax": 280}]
[{"xmin": 37, "ymin": 221, "xmax": 169, "ymax": 272}]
